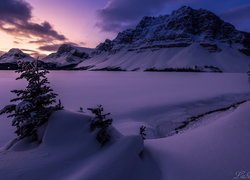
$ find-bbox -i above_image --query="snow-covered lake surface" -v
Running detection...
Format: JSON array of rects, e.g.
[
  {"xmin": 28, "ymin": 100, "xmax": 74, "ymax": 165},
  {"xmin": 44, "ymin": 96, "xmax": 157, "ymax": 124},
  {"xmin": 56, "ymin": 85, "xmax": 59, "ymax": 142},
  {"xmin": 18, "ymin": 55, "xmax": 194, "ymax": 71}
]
[
  {"xmin": 0, "ymin": 71, "xmax": 250, "ymax": 180},
  {"xmin": 0, "ymin": 71, "xmax": 250, "ymax": 145}
]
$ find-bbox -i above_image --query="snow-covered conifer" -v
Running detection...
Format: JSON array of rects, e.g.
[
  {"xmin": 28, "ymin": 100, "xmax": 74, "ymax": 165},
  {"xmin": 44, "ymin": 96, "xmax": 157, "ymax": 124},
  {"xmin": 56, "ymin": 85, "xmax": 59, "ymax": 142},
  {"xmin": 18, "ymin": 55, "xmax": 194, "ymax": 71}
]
[
  {"xmin": 88, "ymin": 105, "xmax": 112, "ymax": 145},
  {"xmin": 0, "ymin": 61, "xmax": 63, "ymax": 140},
  {"xmin": 139, "ymin": 126, "xmax": 147, "ymax": 140}
]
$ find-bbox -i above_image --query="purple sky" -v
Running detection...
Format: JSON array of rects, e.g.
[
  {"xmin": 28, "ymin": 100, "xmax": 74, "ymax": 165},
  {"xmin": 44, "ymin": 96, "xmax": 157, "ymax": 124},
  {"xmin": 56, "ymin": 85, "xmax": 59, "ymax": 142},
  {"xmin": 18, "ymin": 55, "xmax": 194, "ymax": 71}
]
[{"xmin": 0, "ymin": 0, "xmax": 250, "ymax": 56}]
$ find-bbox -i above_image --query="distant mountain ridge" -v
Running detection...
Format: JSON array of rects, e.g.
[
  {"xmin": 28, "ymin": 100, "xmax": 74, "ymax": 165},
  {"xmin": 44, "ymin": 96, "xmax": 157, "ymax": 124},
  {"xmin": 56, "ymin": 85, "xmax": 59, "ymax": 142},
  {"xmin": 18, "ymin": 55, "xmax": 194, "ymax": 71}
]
[
  {"xmin": 0, "ymin": 45, "xmax": 94, "ymax": 70},
  {"xmin": 1, "ymin": 6, "xmax": 250, "ymax": 72}
]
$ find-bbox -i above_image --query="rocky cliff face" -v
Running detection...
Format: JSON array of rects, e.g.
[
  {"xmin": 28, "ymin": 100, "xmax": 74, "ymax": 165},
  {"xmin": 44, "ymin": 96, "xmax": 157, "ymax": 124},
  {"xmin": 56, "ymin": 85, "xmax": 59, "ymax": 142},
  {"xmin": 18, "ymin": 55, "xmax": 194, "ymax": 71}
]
[
  {"xmin": 42, "ymin": 44, "xmax": 93, "ymax": 68},
  {"xmin": 95, "ymin": 6, "xmax": 248, "ymax": 54}
]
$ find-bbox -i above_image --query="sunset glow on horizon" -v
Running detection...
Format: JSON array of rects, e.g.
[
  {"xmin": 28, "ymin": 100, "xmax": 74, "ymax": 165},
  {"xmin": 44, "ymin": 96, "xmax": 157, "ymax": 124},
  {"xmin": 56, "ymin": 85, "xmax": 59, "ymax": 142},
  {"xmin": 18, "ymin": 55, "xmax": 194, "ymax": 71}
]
[{"xmin": 0, "ymin": 0, "xmax": 250, "ymax": 57}]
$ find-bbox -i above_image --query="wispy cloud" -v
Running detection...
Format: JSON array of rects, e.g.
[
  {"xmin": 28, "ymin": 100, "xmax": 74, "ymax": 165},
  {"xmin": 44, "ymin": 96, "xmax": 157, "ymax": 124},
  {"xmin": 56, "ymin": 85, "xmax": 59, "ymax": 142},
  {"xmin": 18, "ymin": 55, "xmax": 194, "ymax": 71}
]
[
  {"xmin": 96, "ymin": 0, "xmax": 250, "ymax": 34},
  {"xmin": 96, "ymin": 0, "xmax": 198, "ymax": 32},
  {"xmin": 38, "ymin": 44, "xmax": 61, "ymax": 52},
  {"xmin": 0, "ymin": 0, "xmax": 67, "ymax": 50},
  {"xmin": 38, "ymin": 42, "xmax": 80, "ymax": 52},
  {"xmin": 96, "ymin": 0, "xmax": 171, "ymax": 32},
  {"xmin": 20, "ymin": 48, "xmax": 45, "ymax": 58}
]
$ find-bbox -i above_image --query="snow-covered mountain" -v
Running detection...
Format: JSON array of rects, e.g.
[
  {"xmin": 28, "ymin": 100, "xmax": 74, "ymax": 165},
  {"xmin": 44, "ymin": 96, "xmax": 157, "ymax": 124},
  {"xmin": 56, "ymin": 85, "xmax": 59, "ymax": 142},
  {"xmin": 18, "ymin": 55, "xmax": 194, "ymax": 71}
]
[
  {"xmin": 42, "ymin": 44, "xmax": 94, "ymax": 68},
  {"xmin": 0, "ymin": 48, "xmax": 34, "ymax": 64},
  {"xmin": 0, "ymin": 51, "xmax": 5, "ymax": 56},
  {"xmin": 77, "ymin": 6, "xmax": 250, "ymax": 72},
  {"xmin": 0, "ymin": 49, "xmax": 35, "ymax": 69},
  {"xmin": 1, "ymin": 6, "xmax": 250, "ymax": 72}
]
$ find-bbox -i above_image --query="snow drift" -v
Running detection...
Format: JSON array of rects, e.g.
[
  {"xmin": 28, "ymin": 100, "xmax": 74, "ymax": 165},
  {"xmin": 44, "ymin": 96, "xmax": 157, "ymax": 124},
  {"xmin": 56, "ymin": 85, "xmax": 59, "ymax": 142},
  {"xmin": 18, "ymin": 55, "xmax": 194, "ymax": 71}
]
[
  {"xmin": 146, "ymin": 101, "xmax": 250, "ymax": 180},
  {"xmin": 0, "ymin": 110, "xmax": 160, "ymax": 180},
  {"xmin": 0, "ymin": 71, "xmax": 250, "ymax": 180}
]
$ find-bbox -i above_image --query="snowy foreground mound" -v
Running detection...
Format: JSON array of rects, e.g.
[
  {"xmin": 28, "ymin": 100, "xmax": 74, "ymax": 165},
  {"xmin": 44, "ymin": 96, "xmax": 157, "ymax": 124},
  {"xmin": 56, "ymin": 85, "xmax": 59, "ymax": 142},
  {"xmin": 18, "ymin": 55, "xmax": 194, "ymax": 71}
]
[
  {"xmin": 0, "ymin": 111, "xmax": 160, "ymax": 180},
  {"xmin": 0, "ymin": 72, "xmax": 250, "ymax": 180},
  {"xmin": 1, "ymin": 102, "xmax": 250, "ymax": 180},
  {"xmin": 146, "ymin": 101, "xmax": 250, "ymax": 180}
]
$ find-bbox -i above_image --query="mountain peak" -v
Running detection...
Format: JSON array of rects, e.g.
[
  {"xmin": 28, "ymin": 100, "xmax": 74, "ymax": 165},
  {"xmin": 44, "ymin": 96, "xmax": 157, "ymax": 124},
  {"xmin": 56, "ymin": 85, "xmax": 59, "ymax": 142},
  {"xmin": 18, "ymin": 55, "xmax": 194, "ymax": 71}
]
[
  {"xmin": 0, "ymin": 48, "xmax": 34, "ymax": 64},
  {"xmin": 172, "ymin": 6, "xmax": 217, "ymax": 18},
  {"xmin": 57, "ymin": 44, "xmax": 76, "ymax": 54},
  {"xmin": 172, "ymin": 5, "xmax": 194, "ymax": 14},
  {"xmin": 96, "ymin": 6, "xmax": 246, "ymax": 54},
  {"xmin": 7, "ymin": 48, "xmax": 24, "ymax": 55}
]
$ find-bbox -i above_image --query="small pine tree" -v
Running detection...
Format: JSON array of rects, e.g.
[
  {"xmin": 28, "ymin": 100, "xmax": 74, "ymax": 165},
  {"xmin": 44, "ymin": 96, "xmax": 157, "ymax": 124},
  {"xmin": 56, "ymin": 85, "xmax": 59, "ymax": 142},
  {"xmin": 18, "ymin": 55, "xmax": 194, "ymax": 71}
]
[
  {"xmin": 0, "ymin": 61, "xmax": 63, "ymax": 140},
  {"xmin": 88, "ymin": 105, "xmax": 112, "ymax": 146},
  {"xmin": 248, "ymin": 66, "xmax": 250, "ymax": 84},
  {"xmin": 140, "ymin": 126, "xmax": 147, "ymax": 140},
  {"xmin": 78, "ymin": 107, "xmax": 84, "ymax": 113}
]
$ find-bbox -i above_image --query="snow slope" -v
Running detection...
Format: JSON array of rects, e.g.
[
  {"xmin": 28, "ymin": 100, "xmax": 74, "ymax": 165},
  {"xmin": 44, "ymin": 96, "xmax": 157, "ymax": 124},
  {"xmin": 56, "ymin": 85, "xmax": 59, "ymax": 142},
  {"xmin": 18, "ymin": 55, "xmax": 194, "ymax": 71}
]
[
  {"xmin": 77, "ymin": 43, "xmax": 250, "ymax": 72},
  {"xmin": 146, "ymin": 101, "xmax": 250, "ymax": 180},
  {"xmin": 0, "ymin": 110, "xmax": 160, "ymax": 180}
]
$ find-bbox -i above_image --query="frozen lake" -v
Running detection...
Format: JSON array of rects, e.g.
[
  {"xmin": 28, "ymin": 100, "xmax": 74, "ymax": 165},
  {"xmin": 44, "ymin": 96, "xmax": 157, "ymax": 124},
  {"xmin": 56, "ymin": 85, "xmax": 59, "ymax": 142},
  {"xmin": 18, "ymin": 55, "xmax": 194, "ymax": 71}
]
[{"xmin": 0, "ymin": 71, "xmax": 250, "ymax": 145}]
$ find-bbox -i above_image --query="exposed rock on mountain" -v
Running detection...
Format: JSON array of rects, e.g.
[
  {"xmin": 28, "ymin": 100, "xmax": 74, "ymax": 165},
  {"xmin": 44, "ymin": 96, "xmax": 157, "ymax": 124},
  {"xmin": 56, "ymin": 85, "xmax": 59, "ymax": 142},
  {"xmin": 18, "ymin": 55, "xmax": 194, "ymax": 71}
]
[
  {"xmin": 77, "ymin": 6, "xmax": 250, "ymax": 72},
  {"xmin": 42, "ymin": 44, "xmax": 93, "ymax": 69}
]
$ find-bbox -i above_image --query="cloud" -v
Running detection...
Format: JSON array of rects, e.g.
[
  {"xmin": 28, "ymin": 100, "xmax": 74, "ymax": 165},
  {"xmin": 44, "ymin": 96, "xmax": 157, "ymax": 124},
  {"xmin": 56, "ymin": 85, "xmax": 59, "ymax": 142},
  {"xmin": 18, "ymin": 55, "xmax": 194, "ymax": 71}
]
[
  {"xmin": 0, "ymin": 0, "xmax": 31, "ymax": 22},
  {"xmin": 96, "ymin": 0, "xmax": 198, "ymax": 32},
  {"xmin": 13, "ymin": 41, "xmax": 20, "ymax": 44},
  {"xmin": 21, "ymin": 48, "xmax": 46, "ymax": 58},
  {"xmin": 96, "ymin": 0, "xmax": 171, "ymax": 32},
  {"xmin": 221, "ymin": 5, "xmax": 250, "ymax": 32},
  {"xmin": 38, "ymin": 42, "xmax": 81, "ymax": 52},
  {"xmin": 79, "ymin": 42, "xmax": 86, "ymax": 46},
  {"xmin": 28, "ymin": 39, "xmax": 49, "ymax": 44},
  {"xmin": 0, "ymin": 0, "xmax": 67, "ymax": 46},
  {"xmin": 38, "ymin": 44, "xmax": 61, "ymax": 52},
  {"xmin": 21, "ymin": 48, "xmax": 37, "ymax": 53}
]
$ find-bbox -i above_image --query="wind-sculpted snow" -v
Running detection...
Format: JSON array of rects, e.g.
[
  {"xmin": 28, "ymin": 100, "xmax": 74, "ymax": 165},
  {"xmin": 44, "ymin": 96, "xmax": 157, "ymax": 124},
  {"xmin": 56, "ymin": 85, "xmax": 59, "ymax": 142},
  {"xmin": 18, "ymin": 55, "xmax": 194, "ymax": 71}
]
[
  {"xmin": 0, "ymin": 110, "xmax": 160, "ymax": 180},
  {"xmin": 146, "ymin": 101, "xmax": 250, "ymax": 180}
]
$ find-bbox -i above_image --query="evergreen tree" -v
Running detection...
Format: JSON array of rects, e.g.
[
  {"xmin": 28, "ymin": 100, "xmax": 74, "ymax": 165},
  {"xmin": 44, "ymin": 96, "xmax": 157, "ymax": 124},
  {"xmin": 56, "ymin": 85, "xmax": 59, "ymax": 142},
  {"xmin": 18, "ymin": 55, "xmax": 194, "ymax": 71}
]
[
  {"xmin": 88, "ymin": 105, "xmax": 112, "ymax": 146},
  {"xmin": 139, "ymin": 126, "xmax": 147, "ymax": 140},
  {"xmin": 248, "ymin": 66, "xmax": 250, "ymax": 84},
  {"xmin": 0, "ymin": 61, "xmax": 63, "ymax": 140}
]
